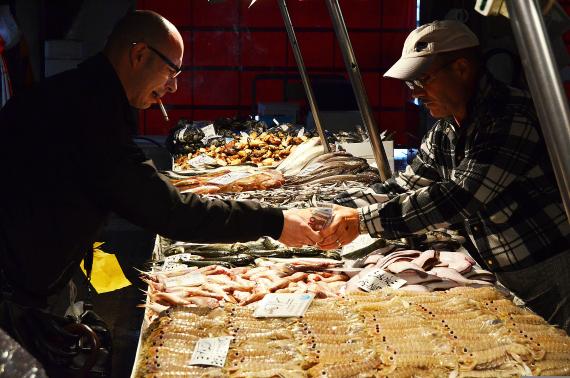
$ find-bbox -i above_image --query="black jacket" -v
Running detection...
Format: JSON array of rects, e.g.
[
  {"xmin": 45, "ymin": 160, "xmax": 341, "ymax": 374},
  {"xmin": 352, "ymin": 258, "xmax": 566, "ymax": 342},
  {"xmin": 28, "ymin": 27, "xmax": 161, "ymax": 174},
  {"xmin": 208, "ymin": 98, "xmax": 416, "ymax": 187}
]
[{"xmin": 0, "ymin": 54, "xmax": 283, "ymax": 298}]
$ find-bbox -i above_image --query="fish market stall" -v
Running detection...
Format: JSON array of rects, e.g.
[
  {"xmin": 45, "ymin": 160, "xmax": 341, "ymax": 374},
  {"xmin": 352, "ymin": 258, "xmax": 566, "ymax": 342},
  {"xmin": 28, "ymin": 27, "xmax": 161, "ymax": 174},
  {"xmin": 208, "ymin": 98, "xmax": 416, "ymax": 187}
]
[{"xmin": 129, "ymin": 135, "xmax": 570, "ymax": 377}]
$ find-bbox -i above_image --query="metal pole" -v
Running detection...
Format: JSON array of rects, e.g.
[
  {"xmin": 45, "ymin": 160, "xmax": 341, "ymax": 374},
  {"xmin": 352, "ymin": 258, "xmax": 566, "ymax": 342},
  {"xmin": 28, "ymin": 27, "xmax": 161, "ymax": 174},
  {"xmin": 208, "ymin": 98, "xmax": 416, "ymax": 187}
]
[
  {"xmin": 277, "ymin": 0, "xmax": 330, "ymax": 153},
  {"xmin": 506, "ymin": 0, "xmax": 570, "ymax": 221},
  {"xmin": 325, "ymin": 0, "xmax": 392, "ymax": 181}
]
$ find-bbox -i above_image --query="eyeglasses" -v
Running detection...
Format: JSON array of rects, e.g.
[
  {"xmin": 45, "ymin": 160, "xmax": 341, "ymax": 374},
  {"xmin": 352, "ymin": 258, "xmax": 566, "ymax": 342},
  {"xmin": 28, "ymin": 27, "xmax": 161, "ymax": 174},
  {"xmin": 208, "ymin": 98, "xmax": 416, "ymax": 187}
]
[
  {"xmin": 405, "ymin": 60, "xmax": 455, "ymax": 90},
  {"xmin": 133, "ymin": 42, "xmax": 182, "ymax": 78}
]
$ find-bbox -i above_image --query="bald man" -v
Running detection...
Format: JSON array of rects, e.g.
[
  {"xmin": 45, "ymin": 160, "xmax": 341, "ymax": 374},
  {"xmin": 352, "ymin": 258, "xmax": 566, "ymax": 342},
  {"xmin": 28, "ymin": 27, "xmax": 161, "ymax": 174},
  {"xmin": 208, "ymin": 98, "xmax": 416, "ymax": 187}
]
[{"xmin": 0, "ymin": 10, "xmax": 319, "ymax": 369}]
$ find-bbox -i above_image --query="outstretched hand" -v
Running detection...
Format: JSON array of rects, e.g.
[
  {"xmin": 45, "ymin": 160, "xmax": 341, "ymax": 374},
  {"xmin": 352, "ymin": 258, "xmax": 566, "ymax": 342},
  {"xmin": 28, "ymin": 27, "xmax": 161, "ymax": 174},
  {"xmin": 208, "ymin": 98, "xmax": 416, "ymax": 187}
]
[
  {"xmin": 279, "ymin": 208, "xmax": 322, "ymax": 247},
  {"xmin": 318, "ymin": 205, "xmax": 360, "ymax": 250}
]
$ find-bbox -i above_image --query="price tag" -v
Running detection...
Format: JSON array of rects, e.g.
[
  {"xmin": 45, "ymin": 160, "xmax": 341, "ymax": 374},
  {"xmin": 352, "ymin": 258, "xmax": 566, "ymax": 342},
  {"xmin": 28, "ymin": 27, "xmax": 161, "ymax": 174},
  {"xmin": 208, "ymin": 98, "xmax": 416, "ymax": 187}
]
[
  {"xmin": 208, "ymin": 171, "xmax": 253, "ymax": 185},
  {"xmin": 188, "ymin": 154, "xmax": 217, "ymax": 168},
  {"xmin": 297, "ymin": 127, "xmax": 305, "ymax": 138},
  {"xmin": 341, "ymin": 234, "xmax": 377, "ymax": 256},
  {"xmin": 253, "ymin": 293, "xmax": 314, "ymax": 318},
  {"xmin": 189, "ymin": 336, "xmax": 233, "ymax": 367},
  {"xmin": 297, "ymin": 163, "xmax": 322, "ymax": 177},
  {"xmin": 357, "ymin": 269, "xmax": 407, "ymax": 292},
  {"xmin": 272, "ymin": 118, "xmax": 279, "ymax": 126},
  {"xmin": 201, "ymin": 124, "xmax": 216, "ymax": 138}
]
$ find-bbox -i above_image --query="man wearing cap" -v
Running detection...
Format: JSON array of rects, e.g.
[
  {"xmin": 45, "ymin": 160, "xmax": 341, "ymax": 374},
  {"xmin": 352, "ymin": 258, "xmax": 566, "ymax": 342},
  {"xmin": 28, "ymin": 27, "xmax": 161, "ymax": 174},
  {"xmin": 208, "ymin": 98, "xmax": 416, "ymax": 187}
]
[{"xmin": 320, "ymin": 20, "xmax": 570, "ymax": 332}]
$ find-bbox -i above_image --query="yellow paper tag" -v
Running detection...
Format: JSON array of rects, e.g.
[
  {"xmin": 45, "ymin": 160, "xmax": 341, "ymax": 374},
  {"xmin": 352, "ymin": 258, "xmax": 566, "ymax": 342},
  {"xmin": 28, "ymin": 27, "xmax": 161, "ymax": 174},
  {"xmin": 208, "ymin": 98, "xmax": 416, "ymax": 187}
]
[{"xmin": 80, "ymin": 243, "xmax": 132, "ymax": 294}]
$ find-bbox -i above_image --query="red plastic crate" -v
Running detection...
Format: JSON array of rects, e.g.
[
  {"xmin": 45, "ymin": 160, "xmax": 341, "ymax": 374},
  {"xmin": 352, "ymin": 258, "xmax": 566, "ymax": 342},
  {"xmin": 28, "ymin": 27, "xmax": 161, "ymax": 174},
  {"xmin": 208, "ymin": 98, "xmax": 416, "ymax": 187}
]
[
  {"xmin": 363, "ymin": 72, "xmax": 380, "ymax": 107},
  {"xmin": 241, "ymin": 31, "xmax": 287, "ymax": 67},
  {"xmin": 138, "ymin": 1, "xmax": 192, "ymax": 27},
  {"xmin": 240, "ymin": 0, "xmax": 283, "ymax": 28},
  {"xmin": 287, "ymin": 0, "xmax": 333, "ymax": 28},
  {"xmin": 193, "ymin": 31, "xmax": 240, "ymax": 66},
  {"xmin": 380, "ymin": 77, "xmax": 407, "ymax": 108},
  {"xmin": 338, "ymin": 0, "xmax": 382, "ymax": 29},
  {"xmin": 382, "ymin": 0, "xmax": 416, "ymax": 29},
  {"xmin": 191, "ymin": 0, "xmax": 239, "ymax": 27},
  {"xmin": 141, "ymin": 109, "xmax": 192, "ymax": 135},
  {"xmin": 381, "ymin": 32, "xmax": 407, "ymax": 67},
  {"xmin": 193, "ymin": 71, "xmax": 239, "ymax": 106},
  {"xmin": 333, "ymin": 32, "xmax": 381, "ymax": 69},
  {"xmin": 287, "ymin": 32, "xmax": 334, "ymax": 67},
  {"xmin": 163, "ymin": 73, "xmax": 193, "ymax": 105}
]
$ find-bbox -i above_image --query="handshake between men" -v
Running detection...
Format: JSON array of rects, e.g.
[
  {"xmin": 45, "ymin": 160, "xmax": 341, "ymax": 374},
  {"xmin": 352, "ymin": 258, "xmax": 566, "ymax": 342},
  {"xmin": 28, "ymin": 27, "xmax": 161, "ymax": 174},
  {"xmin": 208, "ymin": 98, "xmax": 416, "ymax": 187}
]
[{"xmin": 279, "ymin": 205, "xmax": 362, "ymax": 249}]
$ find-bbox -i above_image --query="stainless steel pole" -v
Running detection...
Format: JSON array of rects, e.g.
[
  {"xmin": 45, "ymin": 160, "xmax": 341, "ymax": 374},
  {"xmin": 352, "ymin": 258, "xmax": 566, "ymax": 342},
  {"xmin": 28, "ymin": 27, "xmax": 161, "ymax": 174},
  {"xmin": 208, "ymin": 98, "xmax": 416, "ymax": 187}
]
[
  {"xmin": 277, "ymin": 0, "xmax": 330, "ymax": 152},
  {"xmin": 506, "ymin": 0, "xmax": 570, "ymax": 221},
  {"xmin": 325, "ymin": 0, "xmax": 392, "ymax": 181}
]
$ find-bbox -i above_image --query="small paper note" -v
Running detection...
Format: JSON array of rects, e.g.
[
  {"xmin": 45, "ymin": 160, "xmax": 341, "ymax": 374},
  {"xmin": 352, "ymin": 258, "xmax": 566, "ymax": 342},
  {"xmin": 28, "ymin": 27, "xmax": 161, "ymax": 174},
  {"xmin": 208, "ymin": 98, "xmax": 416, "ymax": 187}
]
[
  {"xmin": 189, "ymin": 336, "xmax": 233, "ymax": 367},
  {"xmin": 208, "ymin": 171, "xmax": 253, "ymax": 185},
  {"xmin": 357, "ymin": 269, "xmax": 407, "ymax": 292},
  {"xmin": 254, "ymin": 293, "xmax": 314, "ymax": 318},
  {"xmin": 188, "ymin": 154, "xmax": 217, "ymax": 168}
]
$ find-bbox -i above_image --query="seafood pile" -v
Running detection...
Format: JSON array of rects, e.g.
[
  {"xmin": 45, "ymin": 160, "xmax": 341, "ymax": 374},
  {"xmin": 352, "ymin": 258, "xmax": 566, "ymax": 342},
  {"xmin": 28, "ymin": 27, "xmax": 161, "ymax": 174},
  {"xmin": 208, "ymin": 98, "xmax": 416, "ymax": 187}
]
[
  {"xmin": 135, "ymin": 287, "xmax": 570, "ymax": 377},
  {"xmin": 142, "ymin": 258, "xmax": 348, "ymax": 322},
  {"xmin": 346, "ymin": 249, "xmax": 496, "ymax": 293},
  {"xmin": 205, "ymin": 181, "xmax": 370, "ymax": 209},
  {"xmin": 160, "ymin": 236, "xmax": 340, "ymax": 262},
  {"xmin": 174, "ymin": 130, "xmax": 309, "ymax": 169},
  {"xmin": 167, "ymin": 168, "xmax": 285, "ymax": 194},
  {"xmin": 276, "ymin": 139, "xmax": 380, "ymax": 186}
]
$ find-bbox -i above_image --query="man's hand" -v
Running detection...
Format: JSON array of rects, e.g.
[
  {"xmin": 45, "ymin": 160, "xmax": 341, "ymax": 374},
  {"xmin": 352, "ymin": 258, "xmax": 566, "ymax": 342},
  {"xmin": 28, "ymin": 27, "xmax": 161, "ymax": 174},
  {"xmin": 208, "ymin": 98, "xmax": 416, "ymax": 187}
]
[
  {"xmin": 318, "ymin": 205, "xmax": 360, "ymax": 250},
  {"xmin": 279, "ymin": 209, "xmax": 322, "ymax": 247}
]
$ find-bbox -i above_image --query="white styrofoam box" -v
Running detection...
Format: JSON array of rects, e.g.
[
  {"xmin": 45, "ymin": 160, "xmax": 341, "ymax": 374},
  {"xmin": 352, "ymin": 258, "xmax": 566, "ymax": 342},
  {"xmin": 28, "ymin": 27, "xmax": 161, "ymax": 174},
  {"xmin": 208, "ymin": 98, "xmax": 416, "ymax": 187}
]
[
  {"xmin": 45, "ymin": 40, "xmax": 84, "ymax": 60},
  {"xmin": 341, "ymin": 141, "xmax": 394, "ymax": 173}
]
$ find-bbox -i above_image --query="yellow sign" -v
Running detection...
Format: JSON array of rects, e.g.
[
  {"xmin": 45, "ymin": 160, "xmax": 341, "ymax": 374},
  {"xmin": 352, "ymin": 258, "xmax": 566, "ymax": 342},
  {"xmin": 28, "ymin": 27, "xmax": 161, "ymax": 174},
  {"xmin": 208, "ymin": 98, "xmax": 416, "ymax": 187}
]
[{"xmin": 80, "ymin": 242, "xmax": 132, "ymax": 294}]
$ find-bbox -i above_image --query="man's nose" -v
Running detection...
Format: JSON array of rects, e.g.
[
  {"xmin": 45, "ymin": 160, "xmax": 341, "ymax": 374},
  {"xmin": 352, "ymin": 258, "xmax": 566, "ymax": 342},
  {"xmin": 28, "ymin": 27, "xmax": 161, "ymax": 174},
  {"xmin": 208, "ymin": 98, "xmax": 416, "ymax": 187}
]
[{"xmin": 166, "ymin": 76, "xmax": 178, "ymax": 93}]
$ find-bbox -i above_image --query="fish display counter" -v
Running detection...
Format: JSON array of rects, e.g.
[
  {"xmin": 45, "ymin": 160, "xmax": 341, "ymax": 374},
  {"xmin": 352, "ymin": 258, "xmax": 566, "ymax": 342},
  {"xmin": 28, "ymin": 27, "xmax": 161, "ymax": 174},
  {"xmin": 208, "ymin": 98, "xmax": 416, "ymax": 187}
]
[{"xmin": 130, "ymin": 137, "xmax": 570, "ymax": 377}]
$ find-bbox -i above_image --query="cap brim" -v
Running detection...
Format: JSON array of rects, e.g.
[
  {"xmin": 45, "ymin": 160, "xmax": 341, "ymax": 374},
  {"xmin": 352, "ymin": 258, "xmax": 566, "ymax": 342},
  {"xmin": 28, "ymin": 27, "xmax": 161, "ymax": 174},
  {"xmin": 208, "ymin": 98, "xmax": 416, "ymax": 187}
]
[{"xmin": 383, "ymin": 55, "xmax": 436, "ymax": 80}]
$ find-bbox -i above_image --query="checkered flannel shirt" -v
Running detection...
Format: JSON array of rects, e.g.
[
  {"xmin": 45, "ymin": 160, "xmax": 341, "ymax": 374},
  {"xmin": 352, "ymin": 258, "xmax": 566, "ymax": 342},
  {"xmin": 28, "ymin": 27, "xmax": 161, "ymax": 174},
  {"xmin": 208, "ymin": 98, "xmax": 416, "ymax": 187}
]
[{"xmin": 335, "ymin": 72, "xmax": 570, "ymax": 272}]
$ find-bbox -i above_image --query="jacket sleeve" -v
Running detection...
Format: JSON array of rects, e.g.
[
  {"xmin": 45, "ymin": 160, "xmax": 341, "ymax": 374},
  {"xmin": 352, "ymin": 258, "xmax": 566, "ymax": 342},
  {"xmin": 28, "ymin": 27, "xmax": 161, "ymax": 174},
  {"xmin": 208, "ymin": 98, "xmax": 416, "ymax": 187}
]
[
  {"xmin": 360, "ymin": 114, "xmax": 540, "ymax": 239},
  {"xmin": 74, "ymin": 109, "xmax": 283, "ymax": 243}
]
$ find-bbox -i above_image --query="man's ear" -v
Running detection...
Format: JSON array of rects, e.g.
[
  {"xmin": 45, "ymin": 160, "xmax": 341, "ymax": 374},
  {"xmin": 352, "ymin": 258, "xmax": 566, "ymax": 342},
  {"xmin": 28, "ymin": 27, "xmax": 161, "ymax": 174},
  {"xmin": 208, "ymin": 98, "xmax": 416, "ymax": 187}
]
[
  {"xmin": 453, "ymin": 58, "xmax": 471, "ymax": 79},
  {"xmin": 129, "ymin": 43, "xmax": 147, "ymax": 69}
]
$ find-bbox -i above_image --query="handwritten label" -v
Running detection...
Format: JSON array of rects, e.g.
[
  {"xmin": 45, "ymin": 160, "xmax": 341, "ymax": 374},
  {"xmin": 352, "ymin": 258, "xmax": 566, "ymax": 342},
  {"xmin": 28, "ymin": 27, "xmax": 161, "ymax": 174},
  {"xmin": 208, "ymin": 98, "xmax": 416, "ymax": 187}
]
[
  {"xmin": 188, "ymin": 154, "xmax": 217, "ymax": 168},
  {"xmin": 297, "ymin": 163, "xmax": 322, "ymax": 177},
  {"xmin": 189, "ymin": 336, "xmax": 233, "ymax": 367},
  {"xmin": 254, "ymin": 293, "xmax": 314, "ymax": 317},
  {"xmin": 357, "ymin": 269, "xmax": 407, "ymax": 292},
  {"xmin": 201, "ymin": 124, "xmax": 216, "ymax": 138},
  {"xmin": 208, "ymin": 171, "xmax": 253, "ymax": 186}
]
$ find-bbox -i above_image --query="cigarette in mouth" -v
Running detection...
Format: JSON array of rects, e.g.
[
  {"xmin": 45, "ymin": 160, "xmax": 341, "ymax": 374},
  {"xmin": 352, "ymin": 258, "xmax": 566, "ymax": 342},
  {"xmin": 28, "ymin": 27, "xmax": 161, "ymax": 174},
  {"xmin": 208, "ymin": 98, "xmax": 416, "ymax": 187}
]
[{"xmin": 157, "ymin": 98, "xmax": 169, "ymax": 122}]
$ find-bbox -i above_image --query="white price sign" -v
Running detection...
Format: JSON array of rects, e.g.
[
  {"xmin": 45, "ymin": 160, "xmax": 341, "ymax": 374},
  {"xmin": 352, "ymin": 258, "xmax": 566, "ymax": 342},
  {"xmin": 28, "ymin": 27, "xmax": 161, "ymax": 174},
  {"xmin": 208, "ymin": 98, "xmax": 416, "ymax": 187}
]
[
  {"xmin": 208, "ymin": 171, "xmax": 253, "ymax": 186},
  {"xmin": 357, "ymin": 269, "xmax": 407, "ymax": 292},
  {"xmin": 189, "ymin": 336, "xmax": 233, "ymax": 367},
  {"xmin": 253, "ymin": 293, "xmax": 314, "ymax": 318},
  {"xmin": 200, "ymin": 124, "xmax": 216, "ymax": 138},
  {"xmin": 188, "ymin": 154, "xmax": 217, "ymax": 168}
]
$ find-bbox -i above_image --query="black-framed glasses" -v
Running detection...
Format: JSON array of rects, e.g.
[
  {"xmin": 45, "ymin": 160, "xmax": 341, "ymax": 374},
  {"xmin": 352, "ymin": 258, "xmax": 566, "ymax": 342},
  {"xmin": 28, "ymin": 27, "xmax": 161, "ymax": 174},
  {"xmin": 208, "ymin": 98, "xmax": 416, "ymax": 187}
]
[
  {"xmin": 405, "ymin": 60, "xmax": 455, "ymax": 90},
  {"xmin": 133, "ymin": 42, "xmax": 182, "ymax": 78}
]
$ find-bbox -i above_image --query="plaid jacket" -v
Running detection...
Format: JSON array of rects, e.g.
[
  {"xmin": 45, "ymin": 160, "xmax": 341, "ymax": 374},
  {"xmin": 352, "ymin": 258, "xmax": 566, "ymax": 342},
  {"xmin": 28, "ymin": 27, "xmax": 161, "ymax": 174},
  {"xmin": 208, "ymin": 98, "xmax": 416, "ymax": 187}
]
[{"xmin": 335, "ymin": 73, "xmax": 570, "ymax": 272}]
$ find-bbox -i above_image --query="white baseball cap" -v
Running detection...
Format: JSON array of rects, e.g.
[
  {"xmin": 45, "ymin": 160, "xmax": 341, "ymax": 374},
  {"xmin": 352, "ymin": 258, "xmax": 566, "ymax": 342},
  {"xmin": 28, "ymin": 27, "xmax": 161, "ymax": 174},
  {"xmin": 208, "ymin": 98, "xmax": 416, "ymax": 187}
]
[{"xmin": 384, "ymin": 20, "xmax": 479, "ymax": 80}]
